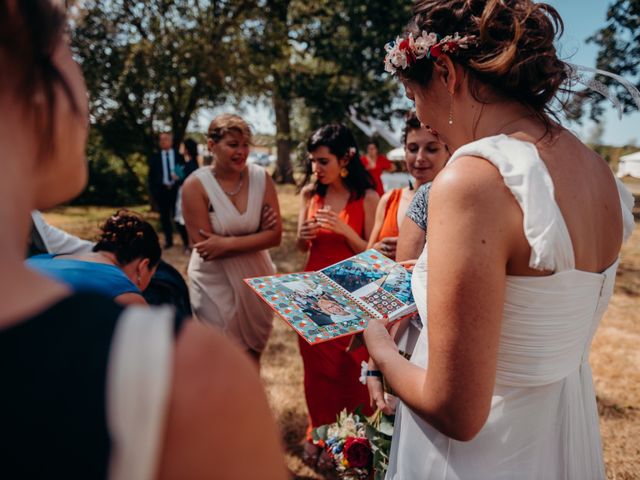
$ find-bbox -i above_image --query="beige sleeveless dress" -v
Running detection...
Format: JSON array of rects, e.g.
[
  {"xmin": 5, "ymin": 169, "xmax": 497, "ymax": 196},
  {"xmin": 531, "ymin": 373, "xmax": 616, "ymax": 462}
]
[{"xmin": 187, "ymin": 164, "xmax": 275, "ymax": 352}]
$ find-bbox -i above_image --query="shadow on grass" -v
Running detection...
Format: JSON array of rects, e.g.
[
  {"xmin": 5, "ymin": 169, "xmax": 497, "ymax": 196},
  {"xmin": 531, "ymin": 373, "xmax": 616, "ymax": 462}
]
[
  {"xmin": 614, "ymin": 264, "xmax": 640, "ymax": 297},
  {"xmin": 597, "ymin": 395, "xmax": 639, "ymax": 420}
]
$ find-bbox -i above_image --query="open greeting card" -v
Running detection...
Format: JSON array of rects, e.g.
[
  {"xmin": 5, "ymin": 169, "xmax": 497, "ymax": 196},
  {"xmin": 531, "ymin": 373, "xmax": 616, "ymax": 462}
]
[{"xmin": 244, "ymin": 249, "xmax": 415, "ymax": 345}]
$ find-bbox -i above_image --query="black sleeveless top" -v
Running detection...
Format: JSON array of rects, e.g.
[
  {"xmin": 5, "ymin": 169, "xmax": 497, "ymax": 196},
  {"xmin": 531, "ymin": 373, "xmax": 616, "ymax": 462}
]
[{"xmin": 0, "ymin": 293, "xmax": 123, "ymax": 479}]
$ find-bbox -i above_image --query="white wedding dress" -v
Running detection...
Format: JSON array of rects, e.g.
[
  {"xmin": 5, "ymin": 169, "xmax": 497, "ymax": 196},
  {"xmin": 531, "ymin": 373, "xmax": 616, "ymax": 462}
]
[{"xmin": 386, "ymin": 135, "xmax": 635, "ymax": 479}]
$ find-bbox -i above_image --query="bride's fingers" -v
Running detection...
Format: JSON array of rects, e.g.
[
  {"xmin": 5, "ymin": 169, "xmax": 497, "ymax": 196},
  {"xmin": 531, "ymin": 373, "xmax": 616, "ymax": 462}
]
[
  {"xmin": 370, "ymin": 383, "xmax": 388, "ymax": 412},
  {"xmin": 388, "ymin": 321, "xmax": 402, "ymax": 337}
]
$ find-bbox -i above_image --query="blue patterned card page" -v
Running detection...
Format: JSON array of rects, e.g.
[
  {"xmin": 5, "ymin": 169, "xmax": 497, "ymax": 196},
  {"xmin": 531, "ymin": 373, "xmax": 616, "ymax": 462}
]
[
  {"xmin": 320, "ymin": 249, "xmax": 415, "ymax": 321},
  {"xmin": 245, "ymin": 272, "xmax": 374, "ymax": 345}
]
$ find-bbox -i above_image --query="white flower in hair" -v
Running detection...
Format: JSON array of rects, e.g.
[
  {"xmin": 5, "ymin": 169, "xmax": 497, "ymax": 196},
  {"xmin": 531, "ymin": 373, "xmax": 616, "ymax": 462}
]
[
  {"xmin": 413, "ymin": 31, "xmax": 438, "ymax": 58},
  {"xmin": 391, "ymin": 49, "xmax": 408, "ymax": 70},
  {"xmin": 384, "ymin": 56, "xmax": 396, "ymax": 74},
  {"xmin": 383, "ymin": 29, "xmax": 477, "ymax": 74},
  {"xmin": 385, "ymin": 36, "xmax": 409, "ymax": 71},
  {"xmin": 441, "ymin": 33, "xmax": 475, "ymax": 52}
]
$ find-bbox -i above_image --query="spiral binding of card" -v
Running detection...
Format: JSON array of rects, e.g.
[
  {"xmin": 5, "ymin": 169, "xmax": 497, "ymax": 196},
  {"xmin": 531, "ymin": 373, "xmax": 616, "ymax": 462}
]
[{"xmin": 318, "ymin": 272, "xmax": 385, "ymax": 320}]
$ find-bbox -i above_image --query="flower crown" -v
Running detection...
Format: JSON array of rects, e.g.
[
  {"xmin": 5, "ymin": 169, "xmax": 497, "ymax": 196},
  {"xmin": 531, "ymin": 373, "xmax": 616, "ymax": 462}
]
[{"xmin": 384, "ymin": 31, "xmax": 476, "ymax": 75}]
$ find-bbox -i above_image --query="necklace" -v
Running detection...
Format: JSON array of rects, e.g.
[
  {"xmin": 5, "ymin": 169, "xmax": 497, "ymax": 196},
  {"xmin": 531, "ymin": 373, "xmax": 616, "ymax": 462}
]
[
  {"xmin": 212, "ymin": 168, "xmax": 244, "ymax": 196},
  {"xmin": 491, "ymin": 112, "xmax": 537, "ymax": 137}
]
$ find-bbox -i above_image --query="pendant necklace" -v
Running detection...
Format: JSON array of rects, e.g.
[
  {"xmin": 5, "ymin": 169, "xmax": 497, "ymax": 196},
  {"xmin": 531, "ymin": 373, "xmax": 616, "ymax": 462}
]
[{"xmin": 213, "ymin": 168, "xmax": 244, "ymax": 196}]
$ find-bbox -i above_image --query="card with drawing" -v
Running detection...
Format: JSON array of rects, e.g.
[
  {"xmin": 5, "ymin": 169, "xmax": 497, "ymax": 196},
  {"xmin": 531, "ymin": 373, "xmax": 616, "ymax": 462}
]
[{"xmin": 245, "ymin": 249, "xmax": 415, "ymax": 345}]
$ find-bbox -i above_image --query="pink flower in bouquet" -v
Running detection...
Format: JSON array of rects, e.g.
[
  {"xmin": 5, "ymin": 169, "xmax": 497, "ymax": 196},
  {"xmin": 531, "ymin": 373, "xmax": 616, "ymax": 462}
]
[{"xmin": 343, "ymin": 436, "xmax": 372, "ymax": 468}]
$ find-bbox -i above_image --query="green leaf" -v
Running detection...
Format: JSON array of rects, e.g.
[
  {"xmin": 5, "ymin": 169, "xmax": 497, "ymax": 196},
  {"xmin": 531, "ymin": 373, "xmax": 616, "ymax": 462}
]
[{"xmin": 311, "ymin": 424, "xmax": 329, "ymax": 442}]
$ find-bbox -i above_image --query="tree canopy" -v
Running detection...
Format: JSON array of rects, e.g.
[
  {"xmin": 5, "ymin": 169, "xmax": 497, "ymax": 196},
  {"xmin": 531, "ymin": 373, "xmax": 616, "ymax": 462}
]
[
  {"xmin": 73, "ymin": 0, "xmax": 252, "ymax": 155},
  {"xmin": 568, "ymin": 0, "xmax": 640, "ymax": 121},
  {"xmin": 71, "ymin": 0, "xmax": 412, "ymax": 193},
  {"xmin": 243, "ymin": 0, "xmax": 412, "ymax": 181}
]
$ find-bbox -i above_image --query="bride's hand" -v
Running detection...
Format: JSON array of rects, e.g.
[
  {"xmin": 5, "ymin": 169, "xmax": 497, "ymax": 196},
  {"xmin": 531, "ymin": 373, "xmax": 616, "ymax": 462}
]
[
  {"xmin": 367, "ymin": 358, "xmax": 396, "ymax": 415},
  {"xmin": 363, "ymin": 316, "xmax": 398, "ymax": 362}
]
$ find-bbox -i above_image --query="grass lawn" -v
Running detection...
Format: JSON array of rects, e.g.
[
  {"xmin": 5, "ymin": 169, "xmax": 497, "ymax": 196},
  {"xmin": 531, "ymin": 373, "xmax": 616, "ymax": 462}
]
[{"xmin": 43, "ymin": 184, "xmax": 640, "ymax": 479}]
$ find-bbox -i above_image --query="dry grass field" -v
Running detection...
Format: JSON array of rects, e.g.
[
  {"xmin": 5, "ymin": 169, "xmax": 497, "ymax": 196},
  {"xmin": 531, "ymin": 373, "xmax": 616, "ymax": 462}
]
[{"xmin": 42, "ymin": 183, "xmax": 639, "ymax": 479}]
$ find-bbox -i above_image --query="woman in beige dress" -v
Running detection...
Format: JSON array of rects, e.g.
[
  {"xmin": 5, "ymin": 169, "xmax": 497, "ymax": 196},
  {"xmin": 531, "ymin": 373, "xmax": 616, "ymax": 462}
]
[{"xmin": 182, "ymin": 114, "xmax": 282, "ymax": 363}]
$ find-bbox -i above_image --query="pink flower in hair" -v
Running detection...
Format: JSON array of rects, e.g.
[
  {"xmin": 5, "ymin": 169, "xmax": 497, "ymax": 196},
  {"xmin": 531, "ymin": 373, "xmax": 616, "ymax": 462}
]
[
  {"xmin": 413, "ymin": 31, "xmax": 438, "ymax": 59},
  {"xmin": 383, "ymin": 30, "xmax": 476, "ymax": 74}
]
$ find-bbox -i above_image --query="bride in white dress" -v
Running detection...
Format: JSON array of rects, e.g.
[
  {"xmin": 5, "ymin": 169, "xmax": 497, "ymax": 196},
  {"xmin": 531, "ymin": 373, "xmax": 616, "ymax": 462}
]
[{"xmin": 364, "ymin": 2, "xmax": 637, "ymax": 479}]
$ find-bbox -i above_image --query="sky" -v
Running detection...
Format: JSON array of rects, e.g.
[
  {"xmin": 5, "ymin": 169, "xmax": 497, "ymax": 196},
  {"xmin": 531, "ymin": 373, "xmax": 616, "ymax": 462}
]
[
  {"xmin": 195, "ymin": 0, "xmax": 639, "ymax": 147},
  {"xmin": 545, "ymin": 0, "xmax": 640, "ymax": 146}
]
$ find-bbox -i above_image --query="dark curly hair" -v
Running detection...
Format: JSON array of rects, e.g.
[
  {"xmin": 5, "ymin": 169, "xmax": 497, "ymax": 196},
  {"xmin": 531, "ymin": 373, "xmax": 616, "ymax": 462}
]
[
  {"xmin": 93, "ymin": 211, "xmax": 161, "ymax": 268},
  {"xmin": 402, "ymin": 110, "xmax": 423, "ymax": 145},
  {"xmin": 298, "ymin": 124, "xmax": 376, "ymax": 200},
  {"xmin": 0, "ymin": 1, "xmax": 79, "ymax": 157},
  {"xmin": 398, "ymin": 0, "xmax": 569, "ymax": 126}
]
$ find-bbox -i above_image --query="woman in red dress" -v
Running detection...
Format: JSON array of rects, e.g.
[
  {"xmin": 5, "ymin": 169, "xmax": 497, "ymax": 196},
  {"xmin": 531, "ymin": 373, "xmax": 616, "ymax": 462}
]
[
  {"xmin": 361, "ymin": 138, "xmax": 392, "ymax": 196},
  {"xmin": 297, "ymin": 124, "xmax": 380, "ymax": 469}
]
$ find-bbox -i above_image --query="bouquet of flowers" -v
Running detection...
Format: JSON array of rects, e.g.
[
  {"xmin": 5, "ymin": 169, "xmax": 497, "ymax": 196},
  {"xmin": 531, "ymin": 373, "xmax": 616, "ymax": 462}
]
[{"xmin": 311, "ymin": 409, "xmax": 394, "ymax": 480}]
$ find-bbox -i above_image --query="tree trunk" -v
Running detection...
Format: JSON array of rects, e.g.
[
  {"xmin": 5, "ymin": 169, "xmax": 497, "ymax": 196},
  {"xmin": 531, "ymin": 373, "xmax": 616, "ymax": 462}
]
[{"xmin": 272, "ymin": 89, "xmax": 295, "ymax": 184}]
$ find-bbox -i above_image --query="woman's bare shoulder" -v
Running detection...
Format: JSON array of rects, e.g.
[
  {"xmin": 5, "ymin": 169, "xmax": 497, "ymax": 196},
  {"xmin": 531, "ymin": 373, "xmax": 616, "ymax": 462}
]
[
  {"xmin": 157, "ymin": 320, "xmax": 287, "ymax": 479},
  {"xmin": 364, "ymin": 188, "xmax": 381, "ymax": 203},
  {"xmin": 430, "ymin": 155, "xmax": 519, "ymax": 223},
  {"xmin": 182, "ymin": 172, "xmax": 205, "ymax": 194}
]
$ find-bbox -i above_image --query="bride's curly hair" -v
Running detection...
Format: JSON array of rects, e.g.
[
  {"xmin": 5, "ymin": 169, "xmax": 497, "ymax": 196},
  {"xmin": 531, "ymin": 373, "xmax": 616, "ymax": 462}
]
[{"xmin": 400, "ymin": 0, "xmax": 569, "ymax": 124}]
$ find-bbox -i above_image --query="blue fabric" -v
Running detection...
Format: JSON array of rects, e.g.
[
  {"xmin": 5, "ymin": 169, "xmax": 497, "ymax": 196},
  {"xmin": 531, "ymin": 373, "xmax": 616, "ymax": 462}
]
[{"xmin": 27, "ymin": 254, "xmax": 140, "ymax": 299}]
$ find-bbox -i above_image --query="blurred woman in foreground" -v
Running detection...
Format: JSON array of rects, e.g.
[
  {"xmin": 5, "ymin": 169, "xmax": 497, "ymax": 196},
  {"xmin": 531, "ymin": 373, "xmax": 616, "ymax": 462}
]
[{"xmin": 0, "ymin": 2, "xmax": 287, "ymax": 478}]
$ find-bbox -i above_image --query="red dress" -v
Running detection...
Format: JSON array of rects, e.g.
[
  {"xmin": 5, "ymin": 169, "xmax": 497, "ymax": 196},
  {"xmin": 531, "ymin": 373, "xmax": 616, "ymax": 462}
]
[
  {"xmin": 361, "ymin": 154, "xmax": 392, "ymax": 196},
  {"xmin": 299, "ymin": 194, "xmax": 373, "ymax": 432}
]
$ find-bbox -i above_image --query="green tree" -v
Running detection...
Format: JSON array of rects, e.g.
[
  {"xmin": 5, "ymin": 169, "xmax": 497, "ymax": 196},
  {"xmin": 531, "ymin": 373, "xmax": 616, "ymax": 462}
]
[
  {"xmin": 567, "ymin": 0, "xmax": 640, "ymax": 121},
  {"xmin": 72, "ymin": 0, "xmax": 252, "ymax": 190},
  {"xmin": 244, "ymin": 0, "xmax": 411, "ymax": 183}
]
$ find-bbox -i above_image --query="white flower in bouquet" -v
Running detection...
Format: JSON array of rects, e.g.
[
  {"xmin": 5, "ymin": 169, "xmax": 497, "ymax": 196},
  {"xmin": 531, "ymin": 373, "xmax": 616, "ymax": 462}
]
[{"xmin": 341, "ymin": 416, "xmax": 357, "ymax": 436}]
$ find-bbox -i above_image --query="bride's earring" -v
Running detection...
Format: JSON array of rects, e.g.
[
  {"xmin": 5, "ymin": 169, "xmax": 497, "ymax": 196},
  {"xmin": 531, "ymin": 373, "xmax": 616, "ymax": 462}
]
[{"xmin": 448, "ymin": 93, "xmax": 454, "ymax": 125}]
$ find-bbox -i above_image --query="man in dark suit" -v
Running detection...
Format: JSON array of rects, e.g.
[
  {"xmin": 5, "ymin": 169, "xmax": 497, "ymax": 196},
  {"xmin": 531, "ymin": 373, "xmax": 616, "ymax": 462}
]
[
  {"xmin": 148, "ymin": 132, "xmax": 184, "ymax": 248},
  {"xmin": 301, "ymin": 306, "xmax": 334, "ymax": 327}
]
